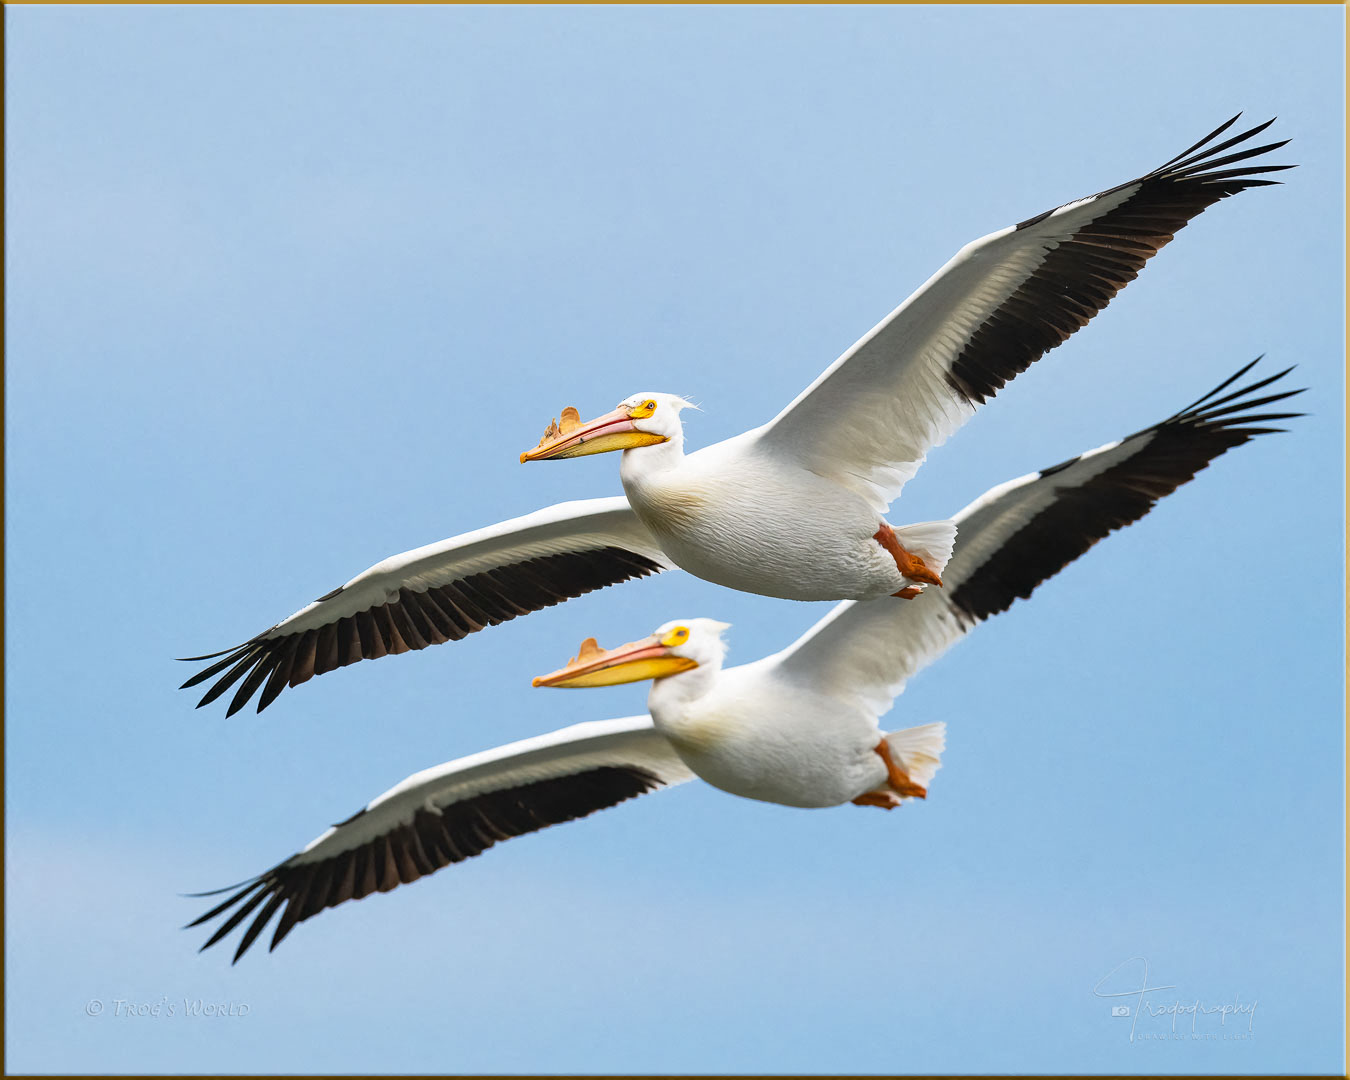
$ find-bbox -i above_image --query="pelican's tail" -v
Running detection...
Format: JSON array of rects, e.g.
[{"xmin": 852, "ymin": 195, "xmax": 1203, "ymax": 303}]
[
  {"xmin": 892, "ymin": 519, "xmax": 957, "ymax": 585},
  {"xmin": 883, "ymin": 721, "xmax": 946, "ymax": 798}
]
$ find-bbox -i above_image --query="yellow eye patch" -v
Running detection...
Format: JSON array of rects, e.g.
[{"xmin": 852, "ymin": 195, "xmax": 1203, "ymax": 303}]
[
  {"xmin": 629, "ymin": 399, "xmax": 658, "ymax": 419},
  {"xmin": 660, "ymin": 625, "xmax": 690, "ymax": 647}
]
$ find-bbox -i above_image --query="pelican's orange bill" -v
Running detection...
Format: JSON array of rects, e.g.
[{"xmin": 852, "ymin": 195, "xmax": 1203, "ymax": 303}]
[
  {"xmin": 520, "ymin": 405, "xmax": 667, "ymax": 463},
  {"xmin": 532, "ymin": 634, "xmax": 696, "ymax": 688}
]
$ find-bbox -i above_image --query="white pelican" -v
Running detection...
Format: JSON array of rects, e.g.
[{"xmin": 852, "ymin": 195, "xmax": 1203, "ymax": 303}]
[
  {"xmin": 187, "ymin": 362, "xmax": 1300, "ymax": 960},
  {"xmin": 181, "ymin": 117, "xmax": 1290, "ymax": 716}
]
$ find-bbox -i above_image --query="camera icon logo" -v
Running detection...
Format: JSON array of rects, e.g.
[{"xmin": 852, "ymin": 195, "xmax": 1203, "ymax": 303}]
[{"xmin": 1111, "ymin": 1006, "xmax": 1130, "ymax": 1017}]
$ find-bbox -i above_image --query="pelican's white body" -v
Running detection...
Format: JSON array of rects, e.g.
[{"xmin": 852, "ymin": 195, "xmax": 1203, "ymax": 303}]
[
  {"xmin": 617, "ymin": 617, "xmax": 947, "ymax": 809},
  {"xmin": 620, "ymin": 425, "xmax": 950, "ymax": 601},
  {"xmin": 550, "ymin": 139, "xmax": 1248, "ymax": 603},
  {"xmin": 647, "ymin": 655, "xmax": 891, "ymax": 807}
]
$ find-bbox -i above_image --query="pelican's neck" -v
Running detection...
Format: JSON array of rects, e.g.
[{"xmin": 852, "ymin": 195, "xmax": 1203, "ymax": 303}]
[
  {"xmin": 619, "ymin": 427, "xmax": 686, "ymax": 490},
  {"xmin": 646, "ymin": 654, "xmax": 722, "ymax": 723}
]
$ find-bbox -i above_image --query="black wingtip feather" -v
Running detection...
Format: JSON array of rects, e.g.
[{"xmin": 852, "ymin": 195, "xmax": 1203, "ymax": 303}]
[
  {"xmin": 189, "ymin": 764, "xmax": 667, "ymax": 961},
  {"xmin": 951, "ymin": 120, "xmax": 1290, "ymax": 407},
  {"xmin": 233, "ymin": 893, "xmax": 286, "ymax": 963},
  {"xmin": 1169, "ymin": 362, "xmax": 1301, "ymax": 423},
  {"xmin": 1167, "ymin": 356, "xmax": 1263, "ymax": 418},
  {"xmin": 181, "ymin": 876, "xmax": 262, "ymax": 900},
  {"xmin": 949, "ymin": 359, "xmax": 1303, "ymax": 625},
  {"xmin": 1155, "ymin": 113, "xmax": 1243, "ymax": 170},
  {"xmin": 180, "ymin": 547, "xmax": 665, "ymax": 716},
  {"xmin": 1192, "ymin": 390, "xmax": 1306, "ymax": 425},
  {"xmin": 176, "ymin": 643, "xmax": 253, "ymax": 663},
  {"xmin": 1162, "ymin": 116, "xmax": 1281, "ymax": 175},
  {"xmin": 178, "ymin": 646, "xmax": 251, "ymax": 690},
  {"xmin": 192, "ymin": 650, "xmax": 260, "ymax": 709},
  {"xmin": 185, "ymin": 881, "xmax": 266, "ymax": 930}
]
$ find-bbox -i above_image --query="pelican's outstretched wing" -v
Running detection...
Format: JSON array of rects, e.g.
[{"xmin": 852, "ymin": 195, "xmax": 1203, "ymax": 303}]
[
  {"xmin": 770, "ymin": 360, "xmax": 1303, "ymax": 714},
  {"xmin": 754, "ymin": 116, "xmax": 1292, "ymax": 512},
  {"xmin": 180, "ymin": 498, "xmax": 669, "ymax": 716},
  {"xmin": 187, "ymin": 716, "xmax": 692, "ymax": 961}
]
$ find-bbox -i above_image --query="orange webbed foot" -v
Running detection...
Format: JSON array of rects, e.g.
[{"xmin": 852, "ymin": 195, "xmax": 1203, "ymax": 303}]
[
  {"xmin": 874, "ymin": 738, "xmax": 928, "ymax": 799},
  {"xmin": 873, "ymin": 524, "xmax": 944, "ymax": 588}
]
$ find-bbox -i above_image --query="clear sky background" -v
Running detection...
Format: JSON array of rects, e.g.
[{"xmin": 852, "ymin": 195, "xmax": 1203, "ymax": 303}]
[{"xmin": 5, "ymin": 5, "xmax": 1344, "ymax": 1074}]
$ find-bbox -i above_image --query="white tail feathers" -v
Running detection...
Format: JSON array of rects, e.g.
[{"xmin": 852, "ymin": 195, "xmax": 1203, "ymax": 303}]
[
  {"xmin": 892, "ymin": 519, "xmax": 957, "ymax": 586},
  {"xmin": 884, "ymin": 721, "xmax": 946, "ymax": 797}
]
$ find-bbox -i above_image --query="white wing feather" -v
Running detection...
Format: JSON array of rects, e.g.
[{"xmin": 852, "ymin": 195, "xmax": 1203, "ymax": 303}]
[
  {"xmin": 752, "ymin": 117, "xmax": 1290, "ymax": 513},
  {"xmin": 189, "ymin": 716, "xmax": 695, "ymax": 959},
  {"xmin": 295, "ymin": 715, "xmax": 693, "ymax": 864},
  {"xmin": 273, "ymin": 497, "xmax": 669, "ymax": 636},
  {"xmin": 752, "ymin": 189, "xmax": 1138, "ymax": 513},
  {"xmin": 182, "ymin": 497, "xmax": 672, "ymax": 716},
  {"xmin": 767, "ymin": 411, "xmax": 1254, "ymax": 716}
]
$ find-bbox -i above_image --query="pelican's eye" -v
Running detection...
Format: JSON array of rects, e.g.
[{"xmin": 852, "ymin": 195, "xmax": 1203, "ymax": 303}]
[
  {"xmin": 629, "ymin": 399, "xmax": 658, "ymax": 419},
  {"xmin": 660, "ymin": 625, "xmax": 690, "ymax": 648}
]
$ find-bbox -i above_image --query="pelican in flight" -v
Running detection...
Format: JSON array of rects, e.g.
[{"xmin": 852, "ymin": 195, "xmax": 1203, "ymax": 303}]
[
  {"xmin": 181, "ymin": 117, "xmax": 1290, "ymax": 716},
  {"xmin": 187, "ymin": 362, "xmax": 1301, "ymax": 960}
]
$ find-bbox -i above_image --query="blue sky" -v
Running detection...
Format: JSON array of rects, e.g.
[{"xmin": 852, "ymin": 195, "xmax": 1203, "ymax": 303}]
[{"xmin": 5, "ymin": 5, "xmax": 1344, "ymax": 1074}]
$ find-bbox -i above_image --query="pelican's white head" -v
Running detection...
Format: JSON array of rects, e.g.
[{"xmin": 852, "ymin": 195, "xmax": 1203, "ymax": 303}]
[
  {"xmin": 531, "ymin": 617, "xmax": 730, "ymax": 690},
  {"xmin": 520, "ymin": 393, "xmax": 697, "ymax": 463}
]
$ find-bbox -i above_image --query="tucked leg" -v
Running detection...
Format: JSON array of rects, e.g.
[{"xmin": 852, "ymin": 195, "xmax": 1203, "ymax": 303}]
[
  {"xmin": 874, "ymin": 738, "xmax": 927, "ymax": 799},
  {"xmin": 851, "ymin": 791, "xmax": 902, "ymax": 810},
  {"xmin": 874, "ymin": 523, "xmax": 943, "ymax": 587}
]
